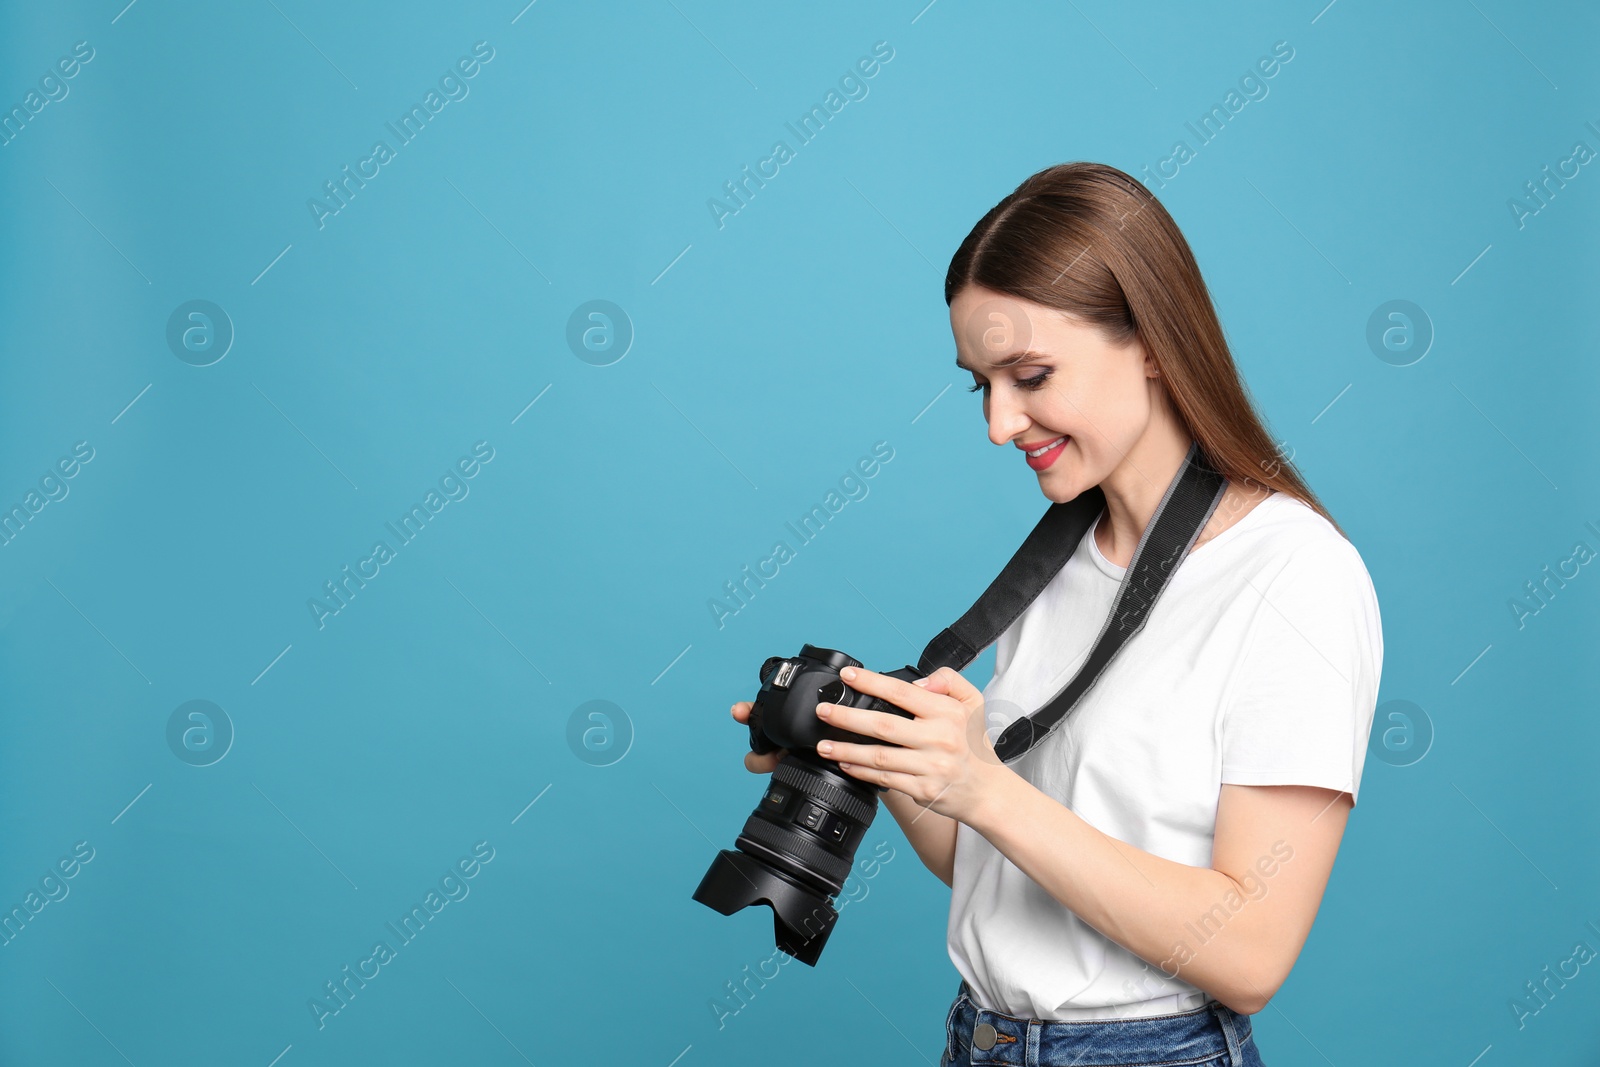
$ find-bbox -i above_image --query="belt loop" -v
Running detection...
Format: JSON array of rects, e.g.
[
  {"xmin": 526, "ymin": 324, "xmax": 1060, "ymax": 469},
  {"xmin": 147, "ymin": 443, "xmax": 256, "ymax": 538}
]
[{"xmin": 1210, "ymin": 1003, "xmax": 1244, "ymax": 1067}]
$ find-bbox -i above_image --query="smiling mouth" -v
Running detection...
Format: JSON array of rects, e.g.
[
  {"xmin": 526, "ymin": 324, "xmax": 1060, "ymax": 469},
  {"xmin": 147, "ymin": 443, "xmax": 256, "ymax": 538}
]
[
  {"xmin": 1024, "ymin": 435, "xmax": 1067, "ymax": 458},
  {"xmin": 1020, "ymin": 435, "xmax": 1070, "ymax": 472}
]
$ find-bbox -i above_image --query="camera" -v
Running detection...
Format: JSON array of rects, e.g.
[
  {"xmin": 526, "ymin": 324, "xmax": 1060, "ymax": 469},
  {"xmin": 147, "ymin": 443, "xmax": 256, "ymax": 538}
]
[{"xmin": 692, "ymin": 645, "xmax": 924, "ymax": 965}]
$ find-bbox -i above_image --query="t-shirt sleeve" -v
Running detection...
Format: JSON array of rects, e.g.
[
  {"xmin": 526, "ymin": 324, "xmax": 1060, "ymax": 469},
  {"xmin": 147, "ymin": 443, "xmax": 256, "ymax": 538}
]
[{"xmin": 1219, "ymin": 536, "xmax": 1384, "ymax": 806}]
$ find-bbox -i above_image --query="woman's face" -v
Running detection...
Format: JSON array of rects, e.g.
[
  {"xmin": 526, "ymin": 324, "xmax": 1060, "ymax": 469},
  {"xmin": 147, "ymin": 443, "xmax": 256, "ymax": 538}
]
[{"xmin": 949, "ymin": 284, "xmax": 1160, "ymax": 503}]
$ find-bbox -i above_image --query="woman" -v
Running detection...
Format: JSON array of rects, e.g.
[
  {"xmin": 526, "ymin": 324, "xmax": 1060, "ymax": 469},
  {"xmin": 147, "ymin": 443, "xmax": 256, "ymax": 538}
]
[{"xmin": 731, "ymin": 161, "xmax": 1383, "ymax": 1066}]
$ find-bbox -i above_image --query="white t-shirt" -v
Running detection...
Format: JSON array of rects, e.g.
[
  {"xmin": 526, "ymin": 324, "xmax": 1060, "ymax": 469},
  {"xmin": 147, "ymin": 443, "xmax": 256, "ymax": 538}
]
[{"xmin": 947, "ymin": 490, "xmax": 1383, "ymax": 1021}]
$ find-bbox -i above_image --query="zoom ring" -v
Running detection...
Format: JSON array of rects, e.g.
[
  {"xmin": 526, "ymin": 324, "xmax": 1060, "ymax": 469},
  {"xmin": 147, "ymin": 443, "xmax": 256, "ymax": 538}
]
[
  {"xmin": 773, "ymin": 761, "xmax": 877, "ymax": 825},
  {"xmin": 737, "ymin": 814, "xmax": 852, "ymax": 891}
]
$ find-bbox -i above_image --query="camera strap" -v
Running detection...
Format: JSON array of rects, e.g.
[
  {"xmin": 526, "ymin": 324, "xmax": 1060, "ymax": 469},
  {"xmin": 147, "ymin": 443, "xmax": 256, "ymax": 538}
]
[{"xmin": 914, "ymin": 441, "xmax": 1228, "ymax": 764}]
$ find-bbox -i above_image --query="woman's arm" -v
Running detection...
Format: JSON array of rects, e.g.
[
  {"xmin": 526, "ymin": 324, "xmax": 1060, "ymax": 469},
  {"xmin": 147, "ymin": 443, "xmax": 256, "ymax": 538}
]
[
  {"xmin": 879, "ymin": 786, "xmax": 958, "ymax": 888},
  {"xmin": 967, "ymin": 774, "xmax": 1349, "ymax": 1014},
  {"xmin": 813, "ymin": 665, "xmax": 1352, "ymax": 1015}
]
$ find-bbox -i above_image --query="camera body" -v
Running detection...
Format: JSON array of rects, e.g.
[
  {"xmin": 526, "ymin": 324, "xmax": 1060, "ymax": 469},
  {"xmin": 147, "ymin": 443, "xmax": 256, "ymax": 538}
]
[{"xmin": 746, "ymin": 644, "xmax": 926, "ymax": 759}]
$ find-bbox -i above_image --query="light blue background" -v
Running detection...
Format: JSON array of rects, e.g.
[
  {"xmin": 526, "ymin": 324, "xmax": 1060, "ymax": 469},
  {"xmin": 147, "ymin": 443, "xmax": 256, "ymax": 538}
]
[{"xmin": 2, "ymin": 1, "xmax": 1597, "ymax": 1064}]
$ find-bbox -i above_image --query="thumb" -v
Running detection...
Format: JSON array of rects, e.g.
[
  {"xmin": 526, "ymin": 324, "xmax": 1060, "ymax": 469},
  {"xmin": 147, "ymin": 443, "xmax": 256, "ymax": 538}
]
[
  {"xmin": 918, "ymin": 666, "xmax": 982, "ymax": 706},
  {"xmin": 924, "ymin": 667, "xmax": 1004, "ymax": 766}
]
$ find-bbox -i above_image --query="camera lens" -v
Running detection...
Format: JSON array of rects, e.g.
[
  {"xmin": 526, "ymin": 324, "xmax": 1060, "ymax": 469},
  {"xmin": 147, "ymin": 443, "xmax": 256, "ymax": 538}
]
[
  {"xmin": 693, "ymin": 750, "xmax": 880, "ymax": 966},
  {"xmin": 736, "ymin": 752, "xmax": 876, "ymax": 894}
]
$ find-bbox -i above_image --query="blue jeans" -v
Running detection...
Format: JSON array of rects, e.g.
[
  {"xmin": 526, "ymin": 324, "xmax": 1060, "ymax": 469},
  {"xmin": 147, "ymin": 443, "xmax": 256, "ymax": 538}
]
[{"xmin": 942, "ymin": 980, "xmax": 1265, "ymax": 1067}]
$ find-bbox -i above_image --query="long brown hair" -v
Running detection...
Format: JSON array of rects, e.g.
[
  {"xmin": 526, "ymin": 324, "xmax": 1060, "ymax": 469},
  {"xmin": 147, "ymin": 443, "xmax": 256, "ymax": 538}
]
[{"xmin": 945, "ymin": 161, "xmax": 1344, "ymax": 538}]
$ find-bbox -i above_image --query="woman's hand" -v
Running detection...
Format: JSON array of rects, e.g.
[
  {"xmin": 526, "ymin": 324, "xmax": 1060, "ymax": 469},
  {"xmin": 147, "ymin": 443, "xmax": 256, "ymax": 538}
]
[
  {"xmin": 813, "ymin": 665, "xmax": 1006, "ymax": 824},
  {"xmin": 729, "ymin": 701, "xmax": 785, "ymax": 773}
]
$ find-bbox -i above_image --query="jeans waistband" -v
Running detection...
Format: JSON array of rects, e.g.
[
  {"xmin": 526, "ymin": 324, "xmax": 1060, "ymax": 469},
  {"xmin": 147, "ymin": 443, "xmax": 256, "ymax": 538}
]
[{"xmin": 948, "ymin": 980, "xmax": 1252, "ymax": 1066}]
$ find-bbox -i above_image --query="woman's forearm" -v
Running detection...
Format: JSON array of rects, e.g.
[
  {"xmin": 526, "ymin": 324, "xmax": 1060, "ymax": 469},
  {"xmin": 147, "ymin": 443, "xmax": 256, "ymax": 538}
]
[
  {"xmin": 809, "ymin": 664, "xmax": 1350, "ymax": 1016},
  {"xmin": 964, "ymin": 769, "xmax": 1292, "ymax": 1014},
  {"xmin": 879, "ymin": 786, "xmax": 957, "ymax": 887}
]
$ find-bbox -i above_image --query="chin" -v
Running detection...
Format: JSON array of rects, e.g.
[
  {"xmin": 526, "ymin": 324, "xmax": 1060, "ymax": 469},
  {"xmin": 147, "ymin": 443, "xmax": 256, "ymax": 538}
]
[{"xmin": 1038, "ymin": 472, "xmax": 1087, "ymax": 504}]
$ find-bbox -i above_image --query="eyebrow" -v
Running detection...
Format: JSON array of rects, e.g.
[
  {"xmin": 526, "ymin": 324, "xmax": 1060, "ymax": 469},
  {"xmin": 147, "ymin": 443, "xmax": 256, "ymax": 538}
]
[{"xmin": 954, "ymin": 350, "xmax": 1050, "ymax": 373}]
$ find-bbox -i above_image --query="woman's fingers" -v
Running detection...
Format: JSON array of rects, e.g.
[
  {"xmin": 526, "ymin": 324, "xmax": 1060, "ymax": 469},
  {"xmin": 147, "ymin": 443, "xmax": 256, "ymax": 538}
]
[
  {"xmin": 732, "ymin": 701, "xmax": 779, "ymax": 773},
  {"xmin": 744, "ymin": 749, "xmax": 784, "ymax": 774}
]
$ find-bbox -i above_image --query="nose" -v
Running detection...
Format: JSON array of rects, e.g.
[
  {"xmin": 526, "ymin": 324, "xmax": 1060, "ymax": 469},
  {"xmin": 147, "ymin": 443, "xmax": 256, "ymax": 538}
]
[{"xmin": 984, "ymin": 388, "xmax": 1030, "ymax": 448}]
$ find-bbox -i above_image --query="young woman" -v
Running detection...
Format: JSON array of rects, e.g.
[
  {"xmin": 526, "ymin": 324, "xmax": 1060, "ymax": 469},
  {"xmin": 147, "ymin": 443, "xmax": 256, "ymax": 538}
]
[{"xmin": 731, "ymin": 161, "xmax": 1383, "ymax": 1066}]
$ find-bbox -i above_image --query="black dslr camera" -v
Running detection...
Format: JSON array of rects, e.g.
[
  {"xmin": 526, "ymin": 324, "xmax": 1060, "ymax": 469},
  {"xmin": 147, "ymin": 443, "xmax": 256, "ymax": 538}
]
[{"xmin": 692, "ymin": 645, "xmax": 924, "ymax": 965}]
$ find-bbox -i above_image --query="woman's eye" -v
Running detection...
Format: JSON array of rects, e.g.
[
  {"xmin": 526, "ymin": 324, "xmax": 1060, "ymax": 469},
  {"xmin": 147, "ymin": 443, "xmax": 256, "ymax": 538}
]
[{"xmin": 967, "ymin": 370, "xmax": 1050, "ymax": 394}]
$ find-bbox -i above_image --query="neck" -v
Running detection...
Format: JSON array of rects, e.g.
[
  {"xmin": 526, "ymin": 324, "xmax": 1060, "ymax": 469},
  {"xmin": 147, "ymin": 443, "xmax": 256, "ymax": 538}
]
[{"xmin": 1094, "ymin": 389, "xmax": 1193, "ymax": 566}]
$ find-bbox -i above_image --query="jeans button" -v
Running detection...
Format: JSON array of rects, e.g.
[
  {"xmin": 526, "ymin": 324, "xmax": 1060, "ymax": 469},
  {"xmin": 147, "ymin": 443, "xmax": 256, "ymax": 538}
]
[{"xmin": 973, "ymin": 1022, "xmax": 997, "ymax": 1051}]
